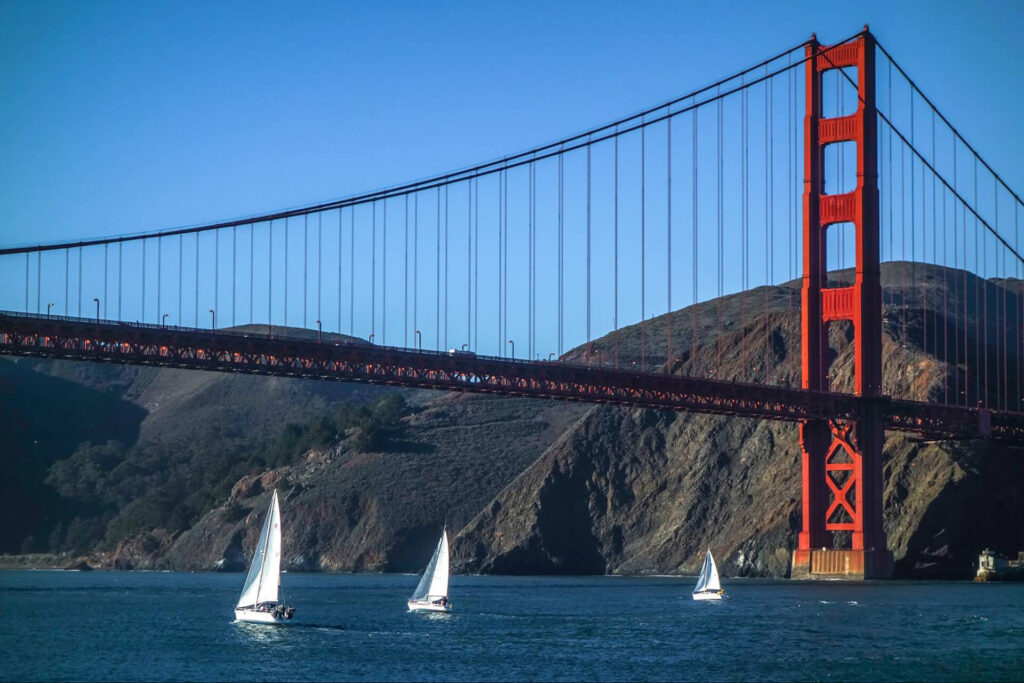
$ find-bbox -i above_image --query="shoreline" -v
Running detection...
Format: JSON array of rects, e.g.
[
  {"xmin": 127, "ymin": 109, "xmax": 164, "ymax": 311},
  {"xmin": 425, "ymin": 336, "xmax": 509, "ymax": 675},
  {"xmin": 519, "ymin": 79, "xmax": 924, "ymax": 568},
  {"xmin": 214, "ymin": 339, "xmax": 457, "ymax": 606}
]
[{"xmin": 0, "ymin": 556, "xmax": 981, "ymax": 581}]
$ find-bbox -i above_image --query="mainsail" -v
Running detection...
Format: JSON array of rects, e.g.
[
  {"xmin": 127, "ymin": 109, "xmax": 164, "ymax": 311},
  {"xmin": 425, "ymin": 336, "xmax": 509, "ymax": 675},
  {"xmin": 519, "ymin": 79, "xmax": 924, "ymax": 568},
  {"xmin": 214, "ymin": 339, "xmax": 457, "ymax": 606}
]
[
  {"xmin": 693, "ymin": 549, "xmax": 721, "ymax": 593},
  {"xmin": 236, "ymin": 490, "xmax": 282, "ymax": 609},
  {"xmin": 410, "ymin": 529, "xmax": 449, "ymax": 601}
]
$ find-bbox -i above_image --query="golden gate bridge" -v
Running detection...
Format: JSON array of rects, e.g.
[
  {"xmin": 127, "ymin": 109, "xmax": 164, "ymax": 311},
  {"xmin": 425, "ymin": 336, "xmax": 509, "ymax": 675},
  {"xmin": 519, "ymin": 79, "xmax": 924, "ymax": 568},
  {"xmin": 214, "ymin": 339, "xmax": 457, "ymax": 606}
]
[{"xmin": 2, "ymin": 27, "xmax": 1022, "ymax": 578}]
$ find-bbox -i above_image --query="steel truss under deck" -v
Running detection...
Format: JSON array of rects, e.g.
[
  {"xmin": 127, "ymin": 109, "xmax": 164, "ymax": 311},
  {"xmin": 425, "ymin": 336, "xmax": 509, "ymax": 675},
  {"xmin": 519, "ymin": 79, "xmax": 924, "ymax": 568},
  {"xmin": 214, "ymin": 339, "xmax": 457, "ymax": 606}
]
[{"xmin": 1, "ymin": 311, "xmax": 1020, "ymax": 443}]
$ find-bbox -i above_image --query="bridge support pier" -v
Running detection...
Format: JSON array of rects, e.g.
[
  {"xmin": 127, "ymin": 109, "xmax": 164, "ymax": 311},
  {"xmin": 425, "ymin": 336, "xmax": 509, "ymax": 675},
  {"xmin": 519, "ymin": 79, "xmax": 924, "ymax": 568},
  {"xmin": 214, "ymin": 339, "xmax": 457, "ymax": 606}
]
[{"xmin": 792, "ymin": 29, "xmax": 893, "ymax": 580}]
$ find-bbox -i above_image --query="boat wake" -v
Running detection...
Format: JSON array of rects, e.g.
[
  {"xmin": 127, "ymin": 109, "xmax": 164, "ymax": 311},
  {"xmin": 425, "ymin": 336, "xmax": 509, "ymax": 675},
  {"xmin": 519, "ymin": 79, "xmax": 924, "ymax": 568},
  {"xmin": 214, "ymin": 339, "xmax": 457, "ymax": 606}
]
[{"xmin": 288, "ymin": 623, "xmax": 348, "ymax": 632}]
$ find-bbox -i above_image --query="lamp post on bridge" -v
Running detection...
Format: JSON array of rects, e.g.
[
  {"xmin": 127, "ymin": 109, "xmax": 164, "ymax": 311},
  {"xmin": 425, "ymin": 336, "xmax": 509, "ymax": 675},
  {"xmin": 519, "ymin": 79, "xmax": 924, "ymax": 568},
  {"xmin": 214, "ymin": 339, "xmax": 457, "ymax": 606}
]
[
  {"xmin": 507, "ymin": 340, "xmax": 515, "ymax": 360},
  {"xmin": 93, "ymin": 298, "xmax": 100, "ymax": 322},
  {"xmin": 548, "ymin": 352, "xmax": 555, "ymax": 361},
  {"xmin": 316, "ymin": 320, "xmax": 322, "ymax": 343},
  {"xmin": 46, "ymin": 302, "xmax": 54, "ymax": 317},
  {"xmin": 162, "ymin": 313, "xmax": 169, "ymax": 328},
  {"xmin": 369, "ymin": 333, "xmax": 375, "ymax": 345},
  {"xmin": 208, "ymin": 309, "xmax": 215, "ymax": 330},
  {"xmin": 462, "ymin": 343, "xmax": 468, "ymax": 351},
  {"xmin": 414, "ymin": 330, "xmax": 421, "ymax": 351}
]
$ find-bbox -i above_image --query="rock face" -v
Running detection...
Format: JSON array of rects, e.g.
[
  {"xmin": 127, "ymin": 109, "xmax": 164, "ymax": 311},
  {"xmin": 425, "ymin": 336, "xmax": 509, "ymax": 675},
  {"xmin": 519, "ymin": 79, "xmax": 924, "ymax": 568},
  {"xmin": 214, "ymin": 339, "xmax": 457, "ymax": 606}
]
[
  {"xmin": 450, "ymin": 263, "xmax": 1024, "ymax": 578},
  {"xmin": 160, "ymin": 394, "xmax": 587, "ymax": 572},
  {"xmin": 5, "ymin": 263, "xmax": 1023, "ymax": 578}
]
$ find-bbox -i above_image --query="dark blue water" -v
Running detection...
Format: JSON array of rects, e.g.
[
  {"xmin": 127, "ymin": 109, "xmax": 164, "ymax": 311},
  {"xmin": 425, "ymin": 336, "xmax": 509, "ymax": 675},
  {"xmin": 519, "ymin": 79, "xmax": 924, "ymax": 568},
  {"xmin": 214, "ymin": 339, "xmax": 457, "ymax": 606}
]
[{"xmin": 1, "ymin": 571, "xmax": 1022, "ymax": 681}]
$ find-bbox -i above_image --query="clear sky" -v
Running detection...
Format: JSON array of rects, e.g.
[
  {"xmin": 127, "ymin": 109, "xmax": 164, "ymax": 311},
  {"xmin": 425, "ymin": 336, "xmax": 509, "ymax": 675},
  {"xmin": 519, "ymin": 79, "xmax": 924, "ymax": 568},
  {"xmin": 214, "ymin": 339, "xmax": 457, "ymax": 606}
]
[
  {"xmin": 1, "ymin": 0, "xmax": 1021, "ymax": 245},
  {"xmin": 0, "ymin": 1, "xmax": 1021, "ymax": 358}
]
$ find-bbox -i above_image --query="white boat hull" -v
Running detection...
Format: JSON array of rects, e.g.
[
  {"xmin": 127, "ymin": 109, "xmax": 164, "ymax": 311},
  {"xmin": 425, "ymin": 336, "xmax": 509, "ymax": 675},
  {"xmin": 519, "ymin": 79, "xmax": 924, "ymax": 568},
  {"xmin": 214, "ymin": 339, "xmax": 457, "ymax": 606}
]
[
  {"xmin": 407, "ymin": 600, "xmax": 451, "ymax": 613},
  {"xmin": 234, "ymin": 608, "xmax": 287, "ymax": 624},
  {"xmin": 692, "ymin": 590, "xmax": 724, "ymax": 601}
]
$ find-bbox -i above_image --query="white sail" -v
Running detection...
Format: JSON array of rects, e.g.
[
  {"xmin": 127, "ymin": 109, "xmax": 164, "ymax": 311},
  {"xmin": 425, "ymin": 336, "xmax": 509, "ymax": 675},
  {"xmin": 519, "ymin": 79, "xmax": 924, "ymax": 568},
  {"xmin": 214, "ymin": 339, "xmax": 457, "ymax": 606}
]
[
  {"xmin": 411, "ymin": 529, "xmax": 449, "ymax": 601},
  {"xmin": 236, "ymin": 490, "xmax": 282, "ymax": 609},
  {"xmin": 693, "ymin": 549, "xmax": 722, "ymax": 593}
]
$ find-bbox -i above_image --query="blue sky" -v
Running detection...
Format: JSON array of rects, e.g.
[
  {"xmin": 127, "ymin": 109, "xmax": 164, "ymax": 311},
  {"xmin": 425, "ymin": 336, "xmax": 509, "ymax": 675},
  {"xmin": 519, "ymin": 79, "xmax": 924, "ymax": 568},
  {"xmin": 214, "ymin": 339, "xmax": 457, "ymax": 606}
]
[
  {"xmin": 2, "ymin": 0, "xmax": 1020, "ymax": 244},
  {"xmin": 1, "ymin": 1, "xmax": 1021, "ymax": 356}
]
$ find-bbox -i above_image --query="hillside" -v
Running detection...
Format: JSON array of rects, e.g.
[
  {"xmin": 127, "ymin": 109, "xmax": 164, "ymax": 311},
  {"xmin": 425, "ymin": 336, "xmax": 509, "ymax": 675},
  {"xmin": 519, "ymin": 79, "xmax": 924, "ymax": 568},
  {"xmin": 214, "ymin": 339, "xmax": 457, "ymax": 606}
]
[{"xmin": 2, "ymin": 263, "xmax": 1022, "ymax": 578}]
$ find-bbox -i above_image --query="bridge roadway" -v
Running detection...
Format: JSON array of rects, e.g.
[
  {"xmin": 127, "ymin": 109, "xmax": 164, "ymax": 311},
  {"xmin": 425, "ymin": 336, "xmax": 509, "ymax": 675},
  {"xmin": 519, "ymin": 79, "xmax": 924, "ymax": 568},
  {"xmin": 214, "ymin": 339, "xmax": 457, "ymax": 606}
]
[{"xmin": 1, "ymin": 311, "xmax": 1021, "ymax": 443}]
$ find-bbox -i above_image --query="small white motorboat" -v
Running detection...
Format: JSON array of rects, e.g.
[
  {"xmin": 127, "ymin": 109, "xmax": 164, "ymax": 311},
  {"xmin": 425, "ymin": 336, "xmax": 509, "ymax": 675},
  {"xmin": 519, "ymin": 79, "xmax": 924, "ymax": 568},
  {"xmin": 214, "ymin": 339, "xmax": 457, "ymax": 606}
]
[
  {"xmin": 407, "ymin": 528, "xmax": 452, "ymax": 613},
  {"xmin": 234, "ymin": 490, "xmax": 295, "ymax": 624},
  {"xmin": 692, "ymin": 548, "xmax": 725, "ymax": 601}
]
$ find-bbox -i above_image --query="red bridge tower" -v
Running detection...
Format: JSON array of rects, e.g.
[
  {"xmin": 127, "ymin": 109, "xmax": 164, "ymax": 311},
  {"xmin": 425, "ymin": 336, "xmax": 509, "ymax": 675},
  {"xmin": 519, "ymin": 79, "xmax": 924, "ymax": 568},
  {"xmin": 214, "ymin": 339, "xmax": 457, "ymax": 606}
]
[{"xmin": 792, "ymin": 29, "xmax": 894, "ymax": 579}]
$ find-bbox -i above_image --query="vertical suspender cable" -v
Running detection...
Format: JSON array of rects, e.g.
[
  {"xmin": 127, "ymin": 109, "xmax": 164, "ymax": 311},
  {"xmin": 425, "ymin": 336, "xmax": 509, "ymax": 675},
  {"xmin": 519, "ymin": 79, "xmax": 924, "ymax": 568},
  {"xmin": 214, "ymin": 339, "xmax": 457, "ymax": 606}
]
[
  {"xmin": 250, "ymin": 224, "xmax": 254, "ymax": 325},
  {"xmin": 283, "ymin": 218, "xmax": 288, "ymax": 327},
  {"xmin": 372, "ymin": 203, "xmax": 377, "ymax": 341},
  {"xmin": 614, "ymin": 131, "xmax": 619, "ymax": 368},
  {"xmin": 467, "ymin": 179, "xmax": 472, "ymax": 349},
  {"xmin": 65, "ymin": 249, "xmax": 69, "ymax": 315},
  {"xmin": 214, "ymin": 231, "xmax": 218, "ymax": 327},
  {"xmin": 528, "ymin": 162, "xmax": 535, "ymax": 358},
  {"xmin": 233, "ymin": 225, "xmax": 237, "ymax": 327},
  {"xmin": 558, "ymin": 154, "xmax": 564, "ymax": 358},
  {"xmin": 496, "ymin": 172, "xmax": 502, "ymax": 354},
  {"xmin": 666, "ymin": 117, "xmax": 672, "ymax": 374},
  {"xmin": 587, "ymin": 141, "xmax": 592, "ymax": 346},
  {"xmin": 405, "ymin": 196, "xmax": 410, "ymax": 346},
  {"xmin": 317, "ymin": 212, "xmax": 322, "ymax": 333},
  {"xmin": 179, "ymin": 234, "xmax": 184, "ymax": 325},
  {"xmin": 692, "ymin": 102, "xmax": 699, "ymax": 377},
  {"xmin": 413, "ymin": 195, "xmax": 418, "ymax": 342},
  {"xmin": 268, "ymin": 220, "xmax": 273, "ymax": 332},
  {"xmin": 384, "ymin": 201, "xmax": 388, "ymax": 345},
  {"xmin": 503, "ymin": 169, "xmax": 508, "ymax": 355},
  {"xmin": 641, "ymin": 122, "xmax": 646, "ymax": 370},
  {"xmin": 350, "ymin": 208, "xmax": 355, "ymax": 335},
  {"xmin": 961, "ymin": 200, "xmax": 968, "ymax": 406},
  {"xmin": 717, "ymin": 94, "xmax": 724, "ymax": 376},
  {"xmin": 304, "ymin": 214, "xmax": 309, "ymax": 330},
  {"xmin": 118, "ymin": 242, "xmax": 123, "ymax": 320},
  {"xmin": 1015, "ymin": 200, "xmax": 1021, "ymax": 412},
  {"xmin": 78, "ymin": 247, "xmax": 83, "ymax": 317},
  {"xmin": 740, "ymin": 86, "xmax": 748, "ymax": 373},
  {"xmin": 475, "ymin": 180, "xmax": 480, "ymax": 351},
  {"xmin": 941, "ymin": 184, "xmax": 948, "ymax": 404},
  {"xmin": 436, "ymin": 187, "xmax": 441, "ymax": 350},
  {"xmin": 766, "ymin": 76, "xmax": 773, "ymax": 380},
  {"xmin": 102, "ymin": 245, "xmax": 107, "ymax": 318},
  {"xmin": 444, "ymin": 184, "xmax": 449, "ymax": 350},
  {"xmin": 975, "ymin": 157, "xmax": 983, "ymax": 405},
  {"xmin": 157, "ymin": 237, "xmax": 162, "ymax": 323},
  {"xmin": 339, "ymin": 210, "xmax": 344, "ymax": 333},
  {"xmin": 887, "ymin": 63, "xmax": 894, "ymax": 337},
  {"xmin": 910, "ymin": 90, "xmax": 918, "ymax": 396},
  {"xmin": 931, "ymin": 111, "xmax": 937, "ymax": 361}
]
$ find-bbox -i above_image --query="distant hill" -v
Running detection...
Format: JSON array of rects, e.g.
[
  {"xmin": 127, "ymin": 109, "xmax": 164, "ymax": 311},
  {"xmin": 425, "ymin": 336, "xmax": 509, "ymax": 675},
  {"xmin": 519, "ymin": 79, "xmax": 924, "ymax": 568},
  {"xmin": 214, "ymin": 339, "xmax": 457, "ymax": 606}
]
[{"xmin": 2, "ymin": 264, "xmax": 1022, "ymax": 578}]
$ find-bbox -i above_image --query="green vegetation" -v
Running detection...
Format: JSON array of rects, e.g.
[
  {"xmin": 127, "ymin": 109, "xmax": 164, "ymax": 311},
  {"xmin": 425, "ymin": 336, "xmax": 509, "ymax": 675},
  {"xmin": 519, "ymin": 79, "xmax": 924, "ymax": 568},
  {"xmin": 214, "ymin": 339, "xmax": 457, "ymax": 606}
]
[{"xmin": 40, "ymin": 394, "xmax": 411, "ymax": 555}]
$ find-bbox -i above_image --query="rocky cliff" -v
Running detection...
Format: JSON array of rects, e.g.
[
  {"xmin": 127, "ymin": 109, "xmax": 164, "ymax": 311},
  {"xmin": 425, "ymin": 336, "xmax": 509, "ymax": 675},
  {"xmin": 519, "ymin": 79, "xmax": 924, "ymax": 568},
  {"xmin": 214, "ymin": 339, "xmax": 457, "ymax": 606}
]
[{"xmin": 5, "ymin": 263, "xmax": 1023, "ymax": 578}]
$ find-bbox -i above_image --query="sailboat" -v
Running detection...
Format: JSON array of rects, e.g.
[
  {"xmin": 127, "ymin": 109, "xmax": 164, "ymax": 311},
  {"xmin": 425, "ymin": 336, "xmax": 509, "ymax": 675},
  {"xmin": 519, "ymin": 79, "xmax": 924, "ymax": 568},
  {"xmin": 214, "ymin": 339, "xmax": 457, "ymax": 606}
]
[
  {"xmin": 407, "ymin": 528, "xmax": 451, "ymax": 613},
  {"xmin": 692, "ymin": 548, "xmax": 725, "ymax": 601},
  {"xmin": 234, "ymin": 489, "xmax": 295, "ymax": 624}
]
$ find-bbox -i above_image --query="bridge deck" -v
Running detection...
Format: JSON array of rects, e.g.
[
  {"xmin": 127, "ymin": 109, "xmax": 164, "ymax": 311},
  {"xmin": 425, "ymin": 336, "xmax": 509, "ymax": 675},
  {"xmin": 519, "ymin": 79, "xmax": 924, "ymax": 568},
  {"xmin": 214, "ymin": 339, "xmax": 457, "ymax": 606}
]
[{"xmin": 1, "ymin": 311, "xmax": 1021, "ymax": 443}]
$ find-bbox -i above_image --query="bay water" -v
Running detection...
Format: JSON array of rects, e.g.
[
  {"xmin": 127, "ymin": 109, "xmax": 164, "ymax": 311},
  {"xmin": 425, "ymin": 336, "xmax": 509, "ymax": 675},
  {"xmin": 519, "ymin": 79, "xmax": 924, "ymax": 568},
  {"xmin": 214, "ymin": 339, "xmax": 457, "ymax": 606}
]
[{"xmin": 2, "ymin": 571, "xmax": 1022, "ymax": 681}]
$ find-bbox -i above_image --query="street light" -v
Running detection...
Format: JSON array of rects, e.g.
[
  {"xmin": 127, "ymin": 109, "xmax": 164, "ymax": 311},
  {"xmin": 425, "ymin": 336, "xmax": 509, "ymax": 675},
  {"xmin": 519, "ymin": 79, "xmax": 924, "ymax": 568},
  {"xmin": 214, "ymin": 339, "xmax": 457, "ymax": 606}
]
[
  {"xmin": 369, "ymin": 333, "xmax": 375, "ymax": 345},
  {"xmin": 208, "ymin": 309, "xmax": 215, "ymax": 329},
  {"xmin": 507, "ymin": 339, "xmax": 515, "ymax": 360},
  {"xmin": 415, "ymin": 330, "xmax": 422, "ymax": 351},
  {"xmin": 162, "ymin": 313, "xmax": 169, "ymax": 327},
  {"xmin": 548, "ymin": 352, "xmax": 555, "ymax": 361},
  {"xmin": 93, "ymin": 298, "xmax": 100, "ymax": 322},
  {"xmin": 315, "ymin": 320, "xmax": 322, "ymax": 343},
  {"xmin": 46, "ymin": 302, "xmax": 54, "ymax": 316},
  {"xmin": 462, "ymin": 343, "xmax": 468, "ymax": 351}
]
